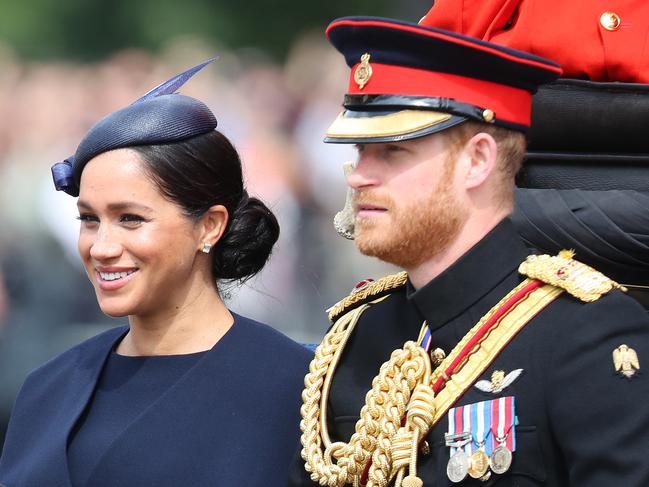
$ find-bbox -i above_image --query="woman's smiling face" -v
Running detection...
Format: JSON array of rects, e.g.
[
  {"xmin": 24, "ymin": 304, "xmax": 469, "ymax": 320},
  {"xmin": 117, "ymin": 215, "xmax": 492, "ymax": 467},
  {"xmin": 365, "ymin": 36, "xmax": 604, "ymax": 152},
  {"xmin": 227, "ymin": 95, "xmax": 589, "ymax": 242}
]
[{"xmin": 77, "ymin": 148, "xmax": 204, "ymax": 318}]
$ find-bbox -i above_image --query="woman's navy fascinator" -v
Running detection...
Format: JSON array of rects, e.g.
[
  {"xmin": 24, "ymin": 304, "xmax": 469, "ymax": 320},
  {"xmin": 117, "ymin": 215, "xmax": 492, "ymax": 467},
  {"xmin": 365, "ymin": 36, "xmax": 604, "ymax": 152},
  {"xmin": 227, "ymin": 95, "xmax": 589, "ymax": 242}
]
[{"xmin": 51, "ymin": 58, "xmax": 218, "ymax": 197}]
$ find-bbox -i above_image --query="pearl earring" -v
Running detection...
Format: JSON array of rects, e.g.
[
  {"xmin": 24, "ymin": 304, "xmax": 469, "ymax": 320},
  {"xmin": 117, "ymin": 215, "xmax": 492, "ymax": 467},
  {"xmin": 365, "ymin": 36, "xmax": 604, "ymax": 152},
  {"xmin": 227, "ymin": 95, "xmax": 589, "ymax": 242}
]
[{"xmin": 201, "ymin": 243, "xmax": 212, "ymax": 254}]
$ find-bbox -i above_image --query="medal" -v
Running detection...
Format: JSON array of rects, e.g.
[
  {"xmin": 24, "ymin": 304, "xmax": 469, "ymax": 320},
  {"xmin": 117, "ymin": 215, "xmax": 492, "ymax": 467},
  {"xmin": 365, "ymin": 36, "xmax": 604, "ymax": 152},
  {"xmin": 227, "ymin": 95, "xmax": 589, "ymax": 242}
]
[
  {"xmin": 446, "ymin": 397, "xmax": 517, "ymax": 481},
  {"xmin": 488, "ymin": 396, "xmax": 517, "ymax": 475},
  {"xmin": 447, "ymin": 450, "xmax": 469, "ymax": 483},
  {"xmin": 468, "ymin": 399, "xmax": 491, "ymax": 479},
  {"xmin": 446, "ymin": 407, "xmax": 471, "ymax": 483},
  {"xmin": 468, "ymin": 447, "xmax": 490, "ymax": 479},
  {"xmin": 490, "ymin": 443, "xmax": 513, "ymax": 474}
]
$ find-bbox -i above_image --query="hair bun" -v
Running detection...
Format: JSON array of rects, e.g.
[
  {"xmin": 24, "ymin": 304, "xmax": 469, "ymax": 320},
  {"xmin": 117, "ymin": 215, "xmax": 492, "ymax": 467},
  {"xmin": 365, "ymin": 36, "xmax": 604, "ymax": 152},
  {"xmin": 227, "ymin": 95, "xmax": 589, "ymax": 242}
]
[{"xmin": 213, "ymin": 196, "xmax": 280, "ymax": 281}]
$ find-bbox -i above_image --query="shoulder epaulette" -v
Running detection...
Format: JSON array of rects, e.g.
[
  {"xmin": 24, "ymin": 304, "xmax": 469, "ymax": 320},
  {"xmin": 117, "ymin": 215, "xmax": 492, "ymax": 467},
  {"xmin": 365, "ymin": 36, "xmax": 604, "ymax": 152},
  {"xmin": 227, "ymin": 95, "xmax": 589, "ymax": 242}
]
[
  {"xmin": 327, "ymin": 271, "xmax": 408, "ymax": 322},
  {"xmin": 518, "ymin": 250, "xmax": 626, "ymax": 302}
]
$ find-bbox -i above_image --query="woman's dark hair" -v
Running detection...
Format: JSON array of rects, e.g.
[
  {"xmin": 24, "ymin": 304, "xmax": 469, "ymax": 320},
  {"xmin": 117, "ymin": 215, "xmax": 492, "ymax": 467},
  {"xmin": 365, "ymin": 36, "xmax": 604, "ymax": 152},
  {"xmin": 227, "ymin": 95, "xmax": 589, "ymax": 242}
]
[{"xmin": 131, "ymin": 130, "xmax": 279, "ymax": 282}]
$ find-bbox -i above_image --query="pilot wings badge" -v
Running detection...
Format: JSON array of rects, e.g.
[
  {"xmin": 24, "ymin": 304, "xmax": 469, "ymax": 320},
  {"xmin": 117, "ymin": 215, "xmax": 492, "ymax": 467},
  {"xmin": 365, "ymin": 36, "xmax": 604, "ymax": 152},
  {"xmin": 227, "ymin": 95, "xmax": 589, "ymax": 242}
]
[
  {"xmin": 613, "ymin": 344, "xmax": 640, "ymax": 378},
  {"xmin": 475, "ymin": 369, "xmax": 523, "ymax": 394}
]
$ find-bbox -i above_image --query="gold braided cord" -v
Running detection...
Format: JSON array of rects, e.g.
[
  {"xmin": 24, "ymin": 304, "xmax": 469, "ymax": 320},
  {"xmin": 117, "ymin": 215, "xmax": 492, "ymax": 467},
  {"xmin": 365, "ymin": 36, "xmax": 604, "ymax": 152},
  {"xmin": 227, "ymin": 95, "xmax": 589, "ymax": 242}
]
[
  {"xmin": 327, "ymin": 272, "xmax": 408, "ymax": 322},
  {"xmin": 303, "ymin": 270, "xmax": 569, "ymax": 486},
  {"xmin": 301, "ymin": 301, "xmax": 371, "ymax": 486},
  {"xmin": 320, "ymin": 297, "xmax": 390, "ymax": 447},
  {"xmin": 301, "ymin": 293, "xmax": 434, "ymax": 486}
]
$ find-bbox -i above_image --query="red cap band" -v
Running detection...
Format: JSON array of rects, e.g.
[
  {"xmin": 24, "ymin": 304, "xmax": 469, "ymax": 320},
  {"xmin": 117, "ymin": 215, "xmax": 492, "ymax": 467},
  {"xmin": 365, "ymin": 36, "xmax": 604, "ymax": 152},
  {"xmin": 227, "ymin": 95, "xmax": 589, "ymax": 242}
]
[{"xmin": 348, "ymin": 62, "xmax": 532, "ymax": 127}]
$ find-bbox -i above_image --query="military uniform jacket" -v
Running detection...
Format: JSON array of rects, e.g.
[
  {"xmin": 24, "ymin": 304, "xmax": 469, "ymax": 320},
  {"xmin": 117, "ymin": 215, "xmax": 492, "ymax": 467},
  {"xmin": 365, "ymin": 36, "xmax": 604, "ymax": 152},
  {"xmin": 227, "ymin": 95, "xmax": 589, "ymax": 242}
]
[
  {"xmin": 421, "ymin": 0, "xmax": 649, "ymax": 83},
  {"xmin": 289, "ymin": 219, "xmax": 649, "ymax": 486},
  {"xmin": 0, "ymin": 314, "xmax": 312, "ymax": 487}
]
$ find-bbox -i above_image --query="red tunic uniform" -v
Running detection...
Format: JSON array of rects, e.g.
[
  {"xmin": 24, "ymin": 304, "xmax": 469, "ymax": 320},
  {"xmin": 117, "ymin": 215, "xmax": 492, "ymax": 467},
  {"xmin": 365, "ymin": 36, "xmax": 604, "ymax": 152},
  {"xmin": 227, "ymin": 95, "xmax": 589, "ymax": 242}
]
[{"xmin": 421, "ymin": 0, "xmax": 649, "ymax": 82}]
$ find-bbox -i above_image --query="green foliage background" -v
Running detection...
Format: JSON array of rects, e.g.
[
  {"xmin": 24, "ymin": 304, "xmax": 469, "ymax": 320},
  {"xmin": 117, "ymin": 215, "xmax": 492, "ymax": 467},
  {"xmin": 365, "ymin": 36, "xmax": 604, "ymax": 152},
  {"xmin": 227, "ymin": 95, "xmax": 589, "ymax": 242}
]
[{"xmin": 0, "ymin": 0, "xmax": 412, "ymax": 60}]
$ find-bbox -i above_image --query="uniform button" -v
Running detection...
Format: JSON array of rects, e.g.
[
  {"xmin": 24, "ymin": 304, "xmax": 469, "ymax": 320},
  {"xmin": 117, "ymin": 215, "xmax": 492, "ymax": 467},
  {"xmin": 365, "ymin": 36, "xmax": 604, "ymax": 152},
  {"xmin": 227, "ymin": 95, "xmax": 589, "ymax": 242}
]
[
  {"xmin": 600, "ymin": 12, "xmax": 621, "ymax": 31},
  {"xmin": 419, "ymin": 440, "xmax": 430, "ymax": 456},
  {"xmin": 430, "ymin": 348, "xmax": 446, "ymax": 367}
]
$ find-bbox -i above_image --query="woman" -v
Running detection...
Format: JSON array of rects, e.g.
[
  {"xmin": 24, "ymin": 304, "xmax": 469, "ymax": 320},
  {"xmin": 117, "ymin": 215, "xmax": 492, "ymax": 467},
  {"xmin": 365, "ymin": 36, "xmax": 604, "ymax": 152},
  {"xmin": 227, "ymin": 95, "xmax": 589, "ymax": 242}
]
[{"xmin": 0, "ymin": 62, "xmax": 312, "ymax": 487}]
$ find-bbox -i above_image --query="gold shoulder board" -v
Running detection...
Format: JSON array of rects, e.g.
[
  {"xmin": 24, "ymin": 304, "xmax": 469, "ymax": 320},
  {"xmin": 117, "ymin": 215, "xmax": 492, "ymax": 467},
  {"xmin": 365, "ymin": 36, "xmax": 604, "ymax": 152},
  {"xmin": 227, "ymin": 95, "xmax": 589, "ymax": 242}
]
[
  {"xmin": 327, "ymin": 271, "xmax": 408, "ymax": 322},
  {"xmin": 518, "ymin": 250, "xmax": 626, "ymax": 302}
]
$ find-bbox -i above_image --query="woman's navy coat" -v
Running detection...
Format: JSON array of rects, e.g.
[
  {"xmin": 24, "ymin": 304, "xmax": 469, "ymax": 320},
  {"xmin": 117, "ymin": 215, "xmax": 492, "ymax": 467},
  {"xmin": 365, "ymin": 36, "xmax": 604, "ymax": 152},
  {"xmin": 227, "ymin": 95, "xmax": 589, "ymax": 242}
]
[{"xmin": 0, "ymin": 314, "xmax": 312, "ymax": 487}]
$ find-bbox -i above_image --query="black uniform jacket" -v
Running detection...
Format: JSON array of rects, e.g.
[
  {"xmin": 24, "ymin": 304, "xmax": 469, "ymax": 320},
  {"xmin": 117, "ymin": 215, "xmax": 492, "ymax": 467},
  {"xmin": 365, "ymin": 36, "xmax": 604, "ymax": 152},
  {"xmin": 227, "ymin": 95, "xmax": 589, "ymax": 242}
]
[
  {"xmin": 289, "ymin": 219, "xmax": 649, "ymax": 486},
  {"xmin": 0, "ymin": 313, "xmax": 312, "ymax": 487}
]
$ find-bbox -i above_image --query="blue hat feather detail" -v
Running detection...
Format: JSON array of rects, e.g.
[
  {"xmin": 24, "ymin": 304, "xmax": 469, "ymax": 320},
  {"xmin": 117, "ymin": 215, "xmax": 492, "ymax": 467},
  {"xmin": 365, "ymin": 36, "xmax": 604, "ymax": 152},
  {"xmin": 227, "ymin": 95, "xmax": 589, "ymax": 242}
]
[
  {"xmin": 132, "ymin": 57, "xmax": 217, "ymax": 105},
  {"xmin": 51, "ymin": 58, "xmax": 218, "ymax": 197}
]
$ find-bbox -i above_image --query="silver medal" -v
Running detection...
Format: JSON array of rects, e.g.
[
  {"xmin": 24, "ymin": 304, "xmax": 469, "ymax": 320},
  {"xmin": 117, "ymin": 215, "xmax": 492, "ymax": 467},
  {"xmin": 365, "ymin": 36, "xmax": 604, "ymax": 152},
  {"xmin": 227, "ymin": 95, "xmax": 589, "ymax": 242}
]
[
  {"xmin": 447, "ymin": 450, "xmax": 470, "ymax": 483},
  {"xmin": 490, "ymin": 444, "xmax": 513, "ymax": 474}
]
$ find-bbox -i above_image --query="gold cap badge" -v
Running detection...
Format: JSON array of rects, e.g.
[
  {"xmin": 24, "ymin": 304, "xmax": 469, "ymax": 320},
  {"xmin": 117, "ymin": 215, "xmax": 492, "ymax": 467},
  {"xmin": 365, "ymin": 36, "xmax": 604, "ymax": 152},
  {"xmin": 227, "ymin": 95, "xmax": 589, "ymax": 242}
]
[
  {"xmin": 613, "ymin": 344, "xmax": 640, "ymax": 378},
  {"xmin": 354, "ymin": 53, "xmax": 373, "ymax": 90}
]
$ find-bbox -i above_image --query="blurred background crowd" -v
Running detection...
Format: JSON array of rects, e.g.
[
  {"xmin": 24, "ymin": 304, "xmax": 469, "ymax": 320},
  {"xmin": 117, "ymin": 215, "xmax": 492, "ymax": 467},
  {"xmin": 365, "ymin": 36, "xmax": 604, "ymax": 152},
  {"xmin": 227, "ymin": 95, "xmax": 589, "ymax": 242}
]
[{"xmin": 0, "ymin": 0, "xmax": 429, "ymax": 444}]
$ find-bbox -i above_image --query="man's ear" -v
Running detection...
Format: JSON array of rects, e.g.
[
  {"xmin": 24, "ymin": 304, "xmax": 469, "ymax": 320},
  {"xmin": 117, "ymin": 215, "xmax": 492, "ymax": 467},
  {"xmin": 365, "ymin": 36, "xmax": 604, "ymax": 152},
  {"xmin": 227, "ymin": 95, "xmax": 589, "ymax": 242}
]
[
  {"xmin": 462, "ymin": 132, "xmax": 498, "ymax": 190},
  {"xmin": 198, "ymin": 204, "xmax": 229, "ymax": 251}
]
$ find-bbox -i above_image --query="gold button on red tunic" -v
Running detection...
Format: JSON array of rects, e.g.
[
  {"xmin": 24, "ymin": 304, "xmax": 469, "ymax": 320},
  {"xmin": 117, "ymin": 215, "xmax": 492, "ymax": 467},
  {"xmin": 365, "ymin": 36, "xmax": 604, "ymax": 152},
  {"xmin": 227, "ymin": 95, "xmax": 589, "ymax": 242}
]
[{"xmin": 600, "ymin": 12, "xmax": 621, "ymax": 31}]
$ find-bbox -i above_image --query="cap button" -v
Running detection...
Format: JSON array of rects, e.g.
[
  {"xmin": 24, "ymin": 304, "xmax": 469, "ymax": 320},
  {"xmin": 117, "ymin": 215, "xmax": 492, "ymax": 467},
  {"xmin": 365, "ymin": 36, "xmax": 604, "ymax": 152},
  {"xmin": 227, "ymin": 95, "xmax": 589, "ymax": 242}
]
[{"xmin": 600, "ymin": 12, "xmax": 621, "ymax": 31}]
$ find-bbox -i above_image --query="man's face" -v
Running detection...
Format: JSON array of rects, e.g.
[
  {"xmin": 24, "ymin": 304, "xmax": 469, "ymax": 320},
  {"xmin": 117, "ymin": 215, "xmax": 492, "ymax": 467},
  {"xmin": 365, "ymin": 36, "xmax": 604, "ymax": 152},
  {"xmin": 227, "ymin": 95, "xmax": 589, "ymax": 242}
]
[{"xmin": 348, "ymin": 132, "xmax": 468, "ymax": 269}]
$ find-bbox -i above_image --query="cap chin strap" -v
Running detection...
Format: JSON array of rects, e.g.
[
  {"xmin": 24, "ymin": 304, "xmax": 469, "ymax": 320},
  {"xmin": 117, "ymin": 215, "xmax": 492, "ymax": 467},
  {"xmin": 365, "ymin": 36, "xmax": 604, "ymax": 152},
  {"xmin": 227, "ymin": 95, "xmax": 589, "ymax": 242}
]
[
  {"xmin": 342, "ymin": 94, "xmax": 528, "ymax": 133},
  {"xmin": 344, "ymin": 94, "xmax": 488, "ymax": 122}
]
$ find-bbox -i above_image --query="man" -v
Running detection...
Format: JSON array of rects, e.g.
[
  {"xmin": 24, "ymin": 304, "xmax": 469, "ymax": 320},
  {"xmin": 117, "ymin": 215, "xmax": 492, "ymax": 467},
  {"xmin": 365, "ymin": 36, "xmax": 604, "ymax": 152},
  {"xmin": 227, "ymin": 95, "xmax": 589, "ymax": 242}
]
[{"xmin": 289, "ymin": 15, "xmax": 649, "ymax": 487}]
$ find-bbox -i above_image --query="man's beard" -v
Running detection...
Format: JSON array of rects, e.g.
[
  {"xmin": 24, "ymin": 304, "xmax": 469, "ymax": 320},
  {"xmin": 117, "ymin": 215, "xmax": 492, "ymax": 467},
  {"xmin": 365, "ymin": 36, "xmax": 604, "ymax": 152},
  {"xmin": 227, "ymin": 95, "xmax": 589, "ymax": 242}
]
[{"xmin": 353, "ymin": 160, "xmax": 468, "ymax": 269}]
